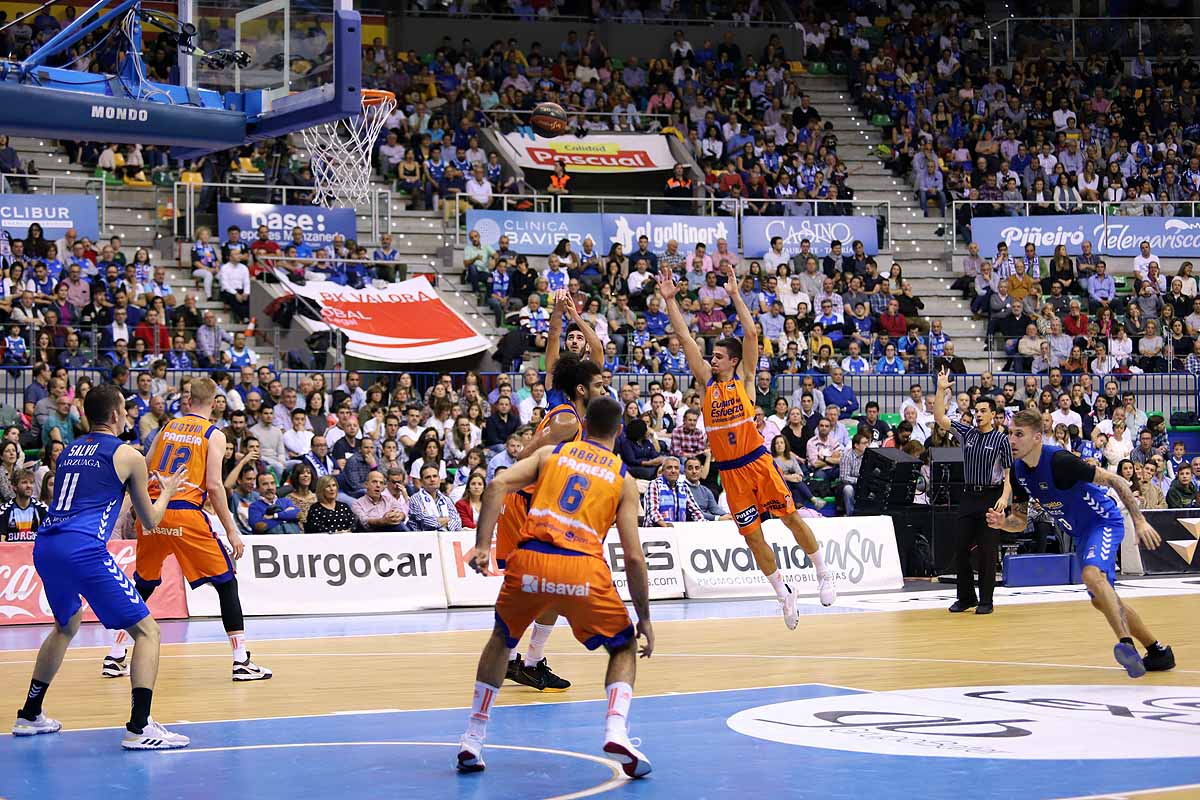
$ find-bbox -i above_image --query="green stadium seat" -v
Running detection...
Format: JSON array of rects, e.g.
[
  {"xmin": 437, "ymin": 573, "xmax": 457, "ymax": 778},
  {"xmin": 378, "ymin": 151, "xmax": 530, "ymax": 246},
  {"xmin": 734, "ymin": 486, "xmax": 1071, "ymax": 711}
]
[{"xmin": 881, "ymin": 413, "xmax": 902, "ymax": 427}]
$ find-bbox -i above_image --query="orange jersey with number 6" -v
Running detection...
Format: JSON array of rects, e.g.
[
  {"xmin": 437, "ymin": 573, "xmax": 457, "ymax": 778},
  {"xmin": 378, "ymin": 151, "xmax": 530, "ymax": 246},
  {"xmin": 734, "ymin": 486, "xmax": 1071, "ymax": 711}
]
[
  {"xmin": 521, "ymin": 440, "xmax": 626, "ymax": 559},
  {"xmin": 146, "ymin": 414, "xmax": 216, "ymax": 506}
]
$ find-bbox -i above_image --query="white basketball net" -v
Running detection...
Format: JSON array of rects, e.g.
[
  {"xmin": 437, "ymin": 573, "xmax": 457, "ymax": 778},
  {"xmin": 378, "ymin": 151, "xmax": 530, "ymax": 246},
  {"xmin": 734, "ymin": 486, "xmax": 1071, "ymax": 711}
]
[{"xmin": 300, "ymin": 91, "xmax": 397, "ymax": 209}]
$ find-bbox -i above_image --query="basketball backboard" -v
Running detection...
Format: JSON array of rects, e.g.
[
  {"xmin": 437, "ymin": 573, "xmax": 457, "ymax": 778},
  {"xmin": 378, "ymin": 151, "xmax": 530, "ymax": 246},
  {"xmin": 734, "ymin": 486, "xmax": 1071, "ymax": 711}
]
[{"xmin": 0, "ymin": 0, "xmax": 361, "ymax": 156}]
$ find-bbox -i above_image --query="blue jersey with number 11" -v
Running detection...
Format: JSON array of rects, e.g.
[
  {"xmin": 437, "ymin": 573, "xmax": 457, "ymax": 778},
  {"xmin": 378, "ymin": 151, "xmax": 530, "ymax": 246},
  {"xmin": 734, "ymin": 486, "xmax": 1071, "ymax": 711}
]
[{"xmin": 37, "ymin": 433, "xmax": 126, "ymax": 542}]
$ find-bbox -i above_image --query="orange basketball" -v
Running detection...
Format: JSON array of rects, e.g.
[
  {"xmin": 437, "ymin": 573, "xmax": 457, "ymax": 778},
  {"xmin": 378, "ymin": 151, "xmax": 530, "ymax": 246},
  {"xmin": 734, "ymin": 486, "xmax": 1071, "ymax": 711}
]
[{"xmin": 530, "ymin": 102, "xmax": 570, "ymax": 137}]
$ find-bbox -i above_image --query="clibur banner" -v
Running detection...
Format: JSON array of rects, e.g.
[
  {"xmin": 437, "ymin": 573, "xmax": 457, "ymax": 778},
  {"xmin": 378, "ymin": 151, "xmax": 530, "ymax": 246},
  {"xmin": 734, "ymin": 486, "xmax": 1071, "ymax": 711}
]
[
  {"xmin": 740, "ymin": 216, "xmax": 880, "ymax": 258},
  {"xmin": 185, "ymin": 533, "xmax": 448, "ymax": 616},
  {"xmin": 218, "ymin": 202, "xmax": 356, "ymax": 247},
  {"xmin": 0, "ymin": 194, "xmax": 99, "ymax": 242},
  {"xmin": 972, "ymin": 214, "xmax": 1200, "ymax": 257},
  {"xmin": 0, "ymin": 541, "xmax": 188, "ymax": 626}
]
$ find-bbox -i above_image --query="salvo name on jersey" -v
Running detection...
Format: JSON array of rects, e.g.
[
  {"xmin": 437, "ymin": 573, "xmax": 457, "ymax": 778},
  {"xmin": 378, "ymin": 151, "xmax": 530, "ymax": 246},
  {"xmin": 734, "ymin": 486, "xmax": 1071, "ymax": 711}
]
[
  {"xmin": 251, "ymin": 543, "xmax": 434, "ymax": 587},
  {"xmin": 727, "ymin": 685, "xmax": 1200, "ymax": 760}
]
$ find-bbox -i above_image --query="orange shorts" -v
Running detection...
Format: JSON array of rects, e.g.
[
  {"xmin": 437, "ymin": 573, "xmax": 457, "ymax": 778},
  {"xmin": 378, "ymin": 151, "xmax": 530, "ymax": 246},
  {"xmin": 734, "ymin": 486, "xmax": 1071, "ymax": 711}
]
[
  {"xmin": 135, "ymin": 504, "xmax": 235, "ymax": 589},
  {"xmin": 495, "ymin": 489, "xmax": 532, "ymax": 570},
  {"xmin": 718, "ymin": 451, "xmax": 796, "ymax": 534},
  {"xmin": 495, "ymin": 543, "xmax": 634, "ymax": 651}
]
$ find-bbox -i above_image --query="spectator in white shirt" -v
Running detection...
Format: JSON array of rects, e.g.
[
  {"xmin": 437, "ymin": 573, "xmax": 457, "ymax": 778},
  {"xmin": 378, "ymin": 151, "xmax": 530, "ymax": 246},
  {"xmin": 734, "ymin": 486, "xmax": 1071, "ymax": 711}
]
[
  {"xmin": 1050, "ymin": 393, "xmax": 1083, "ymax": 431},
  {"xmin": 282, "ymin": 407, "xmax": 314, "ymax": 468},
  {"xmin": 218, "ymin": 250, "xmax": 252, "ymax": 323},
  {"xmin": 464, "ymin": 164, "xmax": 494, "ymax": 209},
  {"xmin": 249, "ymin": 406, "xmax": 287, "ymax": 475},
  {"xmin": 518, "ymin": 382, "xmax": 549, "ymax": 424},
  {"xmin": 377, "ymin": 131, "xmax": 405, "ymax": 177},
  {"xmin": 1131, "ymin": 240, "xmax": 1158, "ymax": 281}
]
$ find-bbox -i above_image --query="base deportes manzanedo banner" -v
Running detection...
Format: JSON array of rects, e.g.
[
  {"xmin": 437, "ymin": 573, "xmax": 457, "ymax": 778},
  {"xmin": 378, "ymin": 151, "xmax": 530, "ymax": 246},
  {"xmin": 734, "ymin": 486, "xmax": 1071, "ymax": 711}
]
[
  {"xmin": 0, "ymin": 541, "xmax": 188, "ymax": 626},
  {"xmin": 187, "ymin": 518, "xmax": 899, "ymax": 618},
  {"xmin": 185, "ymin": 533, "xmax": 448, "ymax": 616}
]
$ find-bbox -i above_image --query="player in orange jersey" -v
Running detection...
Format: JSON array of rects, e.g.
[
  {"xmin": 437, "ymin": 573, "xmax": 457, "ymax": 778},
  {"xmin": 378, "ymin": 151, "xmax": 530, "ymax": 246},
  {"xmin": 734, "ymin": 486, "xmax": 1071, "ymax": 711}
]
[
  {"xmin": 495, "ymin": 354, "xmax": 606, "ymax": 691},
  {"xmin": 457, "ymin": 396, "xmax": 653, "ymax": 778},
  {"xmin": 659, "ymin": 262, "xmax": 836, "ymax": 628},
  {"xmin": 100, "ymin": 377, "xmax": 272, "ymax": 682}
]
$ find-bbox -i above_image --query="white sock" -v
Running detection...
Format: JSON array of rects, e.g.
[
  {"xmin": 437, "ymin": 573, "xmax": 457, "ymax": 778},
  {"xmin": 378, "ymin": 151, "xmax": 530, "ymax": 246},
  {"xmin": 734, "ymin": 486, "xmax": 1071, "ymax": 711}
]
[
  {"xmin": 467, "ymin": 681, "xmax": 500, "ymax": 739},
  {"xmin": 229, "ymin": 633, "xmax": 247, "ymax": 662},
  {"xmin": 108, "ymin": 630, "xmax": 129, "ymax": 659},
  {"xmin": 605, "ymin": 681, "xmax": 634, "ymax": 738},
  {"xmin": 809, "ymin": 548, "xmax": 828, "ymax": 576},
  {"xmin": 765, "ymin": 569, "xmax": 788, "ymax": 600},
  {"xmin": 508, "ymin": 647, "xmax": 519, "ymax": 661},
  {"xmin": 524, "ymin": 622, "xmax": 555, "ymax": 667}
]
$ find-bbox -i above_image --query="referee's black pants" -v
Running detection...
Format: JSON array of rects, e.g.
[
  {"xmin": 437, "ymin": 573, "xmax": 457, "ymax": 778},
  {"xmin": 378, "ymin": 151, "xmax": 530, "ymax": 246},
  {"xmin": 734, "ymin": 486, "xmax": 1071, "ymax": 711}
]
[{"xmin": 956, "ymin": 487, "xmax": 1003, "ymax": 605}]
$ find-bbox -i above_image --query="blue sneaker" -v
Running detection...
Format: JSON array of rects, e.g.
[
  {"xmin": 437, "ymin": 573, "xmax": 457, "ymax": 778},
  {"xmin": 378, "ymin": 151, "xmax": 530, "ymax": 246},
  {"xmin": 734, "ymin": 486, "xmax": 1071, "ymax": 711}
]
[{"xmin": 1114, "ymin": 642, "xmax": 1146, "ymax": 678}]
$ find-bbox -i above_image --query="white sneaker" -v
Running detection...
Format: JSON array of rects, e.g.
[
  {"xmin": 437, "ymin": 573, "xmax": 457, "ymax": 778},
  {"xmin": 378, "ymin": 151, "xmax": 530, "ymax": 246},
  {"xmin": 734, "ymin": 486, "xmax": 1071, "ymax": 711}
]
[
  {"xmin": 456, "ymin": 732, "xmax": 486, "ymax": 773},
  {"xmin": 779, "ymin": 583, "xmax": 799, "ymax": 630},
  {"xmin": 12, "ymin": 713, "xmax": 61, "ymax": 737},
  {"xmin": 603, "ymin": 730, "xmax": 652, "ymax": 778},
  {"xmin": 121, "ymin": 718, "xmax": 189, "ymax": 750},
  {"xmin": 232, "ymin": 652, "xmax": 273, "ymax": 682},
  {"xmin": 818, "ymin": 572, "xmax": 837, "ymax": 607},
  {"xmin": 102, "ymin": 651, "xmax": 130, "ymax": 678}
]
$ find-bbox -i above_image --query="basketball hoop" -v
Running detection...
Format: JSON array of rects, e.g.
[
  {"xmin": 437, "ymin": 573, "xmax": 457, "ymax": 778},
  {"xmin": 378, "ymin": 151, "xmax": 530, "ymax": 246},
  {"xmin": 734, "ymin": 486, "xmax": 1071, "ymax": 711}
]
[{"xmin": 300, "ymin": 89, "xmax": 397, "ymax": 208}]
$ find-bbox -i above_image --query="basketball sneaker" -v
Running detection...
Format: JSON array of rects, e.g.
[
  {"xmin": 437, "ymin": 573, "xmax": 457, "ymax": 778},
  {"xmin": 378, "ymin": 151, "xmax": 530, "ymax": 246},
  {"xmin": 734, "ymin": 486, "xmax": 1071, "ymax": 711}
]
[
  {"xmin": 505, "ymin": 653, "xmax": 524, "ymax": 684},
  {"xmin": 602, "ymin": 730, "xmax": 652, "ymax": 778},
  {"xmin": 513, "ymin": 659, "xmax": 571, "ymax": 692},
  {"xmin": 12, "ymin": 713, "xmax": 61, "ymax": 737},
  {"xmin": 102, "ymin": 652, "xmax": 130, "ymax": 678},
  {"xmin": 122, "ymin": 719, "xmax": 189, "ymax": 750},
  {"xmin": 780, "ymin": 583, "xmax": 799, "ymax": 630},
  {"xmin": 1114, "ymin": 641, "xmax": 1146, "ymax": 678},
  {"xmin": 1143, "ymin": 643, "xmax": 1176, "ymax": 672},
  {"xmin": 818, "ymin": 572, "xmax": 837, "ymax": 607},
  {"xmin": 455, "ymin": 732, "xmax": 486, "ymax": 773},
  {"xmin": 232, "ymin": 653, "xmax": 272, "ymax": 682}
]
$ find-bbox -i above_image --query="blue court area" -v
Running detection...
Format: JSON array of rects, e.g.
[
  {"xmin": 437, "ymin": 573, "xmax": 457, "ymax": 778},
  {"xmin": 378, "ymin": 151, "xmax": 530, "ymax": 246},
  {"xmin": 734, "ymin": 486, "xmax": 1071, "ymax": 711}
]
[{"xmin": 3, "ymin": 683, "xmax": 1198, "ymax": 800}]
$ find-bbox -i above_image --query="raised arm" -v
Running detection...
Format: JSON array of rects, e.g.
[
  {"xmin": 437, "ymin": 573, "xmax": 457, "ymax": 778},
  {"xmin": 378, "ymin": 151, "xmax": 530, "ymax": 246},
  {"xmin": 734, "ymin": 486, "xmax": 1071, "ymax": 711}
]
[
  {"xmin": 561, "ymin": 289, "xmax": 604, "ymax": 366},
  {"xmin": 721, "ymin": 261, "xmax": 758, "ymax": 388},
  {"xmin": 658, "ymin": 267, "xmax": 711, "ymax": 384},
  {"xmin": 933, "ymin": 366, "xmax": 953, "ymax": 432},
  {"xmin": 544, "ymin": 290, "xmax": 566, "ymax": 379}
]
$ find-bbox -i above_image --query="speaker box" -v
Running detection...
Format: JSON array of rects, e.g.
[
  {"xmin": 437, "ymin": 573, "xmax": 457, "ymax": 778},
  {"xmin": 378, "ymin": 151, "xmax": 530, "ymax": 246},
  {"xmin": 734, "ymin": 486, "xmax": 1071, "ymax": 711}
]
[
  {"xmin": 859, "ymin": 447, "xmax": 921, "ymax": 484},
  {"xmin": 929, "ymin": 447, "xmax": 966, "ymax": 505}
]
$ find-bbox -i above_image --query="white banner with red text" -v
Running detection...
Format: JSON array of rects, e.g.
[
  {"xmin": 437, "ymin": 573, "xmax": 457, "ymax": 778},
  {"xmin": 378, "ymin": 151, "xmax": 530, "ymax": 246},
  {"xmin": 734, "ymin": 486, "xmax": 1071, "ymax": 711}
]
[
  {"xmin": 185, "ymin": 533, "xmax": 447, "ymax": 616},
  {"xmin": 0, "ymin": 541, "xmax": 188, "ymax": 626},
  {"xmin": 498, "ymin": 132, "xmax": 677, "ymax": 172},
  {"xmin": 277, "ymin": 274, "xmax": 491, "ymax": 362},
  {"xmin": 676, "ymin": 517, "xmax": 904, "ymax": 599},
  {"xmin": 437, "ymin": 529, "xmax": 685, "ymax": 607}
]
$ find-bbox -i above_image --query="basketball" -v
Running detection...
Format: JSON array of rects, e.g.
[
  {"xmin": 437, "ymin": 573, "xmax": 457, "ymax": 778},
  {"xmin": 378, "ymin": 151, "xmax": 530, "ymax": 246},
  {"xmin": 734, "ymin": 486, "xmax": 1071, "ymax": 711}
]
[{"xmin": 530, "ymin": 102, "xmax": 570, "ymax": 137}]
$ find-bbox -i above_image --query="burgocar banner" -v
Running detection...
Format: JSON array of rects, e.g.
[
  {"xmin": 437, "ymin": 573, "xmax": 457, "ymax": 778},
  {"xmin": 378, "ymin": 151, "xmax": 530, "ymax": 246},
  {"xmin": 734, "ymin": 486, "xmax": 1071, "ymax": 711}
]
[
  {"xmin": 438, "ymin": 529, "xmax": 684, "ymax": 606},
  {"xmin": 0, "ymin": 193, "xmax": 99, "ymax": 242},
  {"xmin": 740, "ymin": 216, "xmax": 879, "ymax": 257},
  {"xmin": 277, "ymin": 273, "xmax": 491, "ymax": 363},
  {"xmin": 499, "ymin": 132, "xmax": 676, "ymax": 172},
  {"xmin": 218, "ymin": 202, "xmax": 356, "ymax": 247},
  {"xmin": 185, "ymin": 534, "xmax": 447, "ymax": 616},
  {"xmin": 971, "ymin": 214, "xmax": 1100, "ymax": 256},
  {"xmin": 0, "ymin": 541, "xmax": 187, "ymax": 626},
  {"xmin": 677, "ymin": 517, "xmax": 903, "ymax": 599},
  {"xmin": 467, "ymin": 210, "xmax": 605, "ymax": 254},
  {"xmin": 604, "ymin": 213, "xmax": 735, "ymax": 253}
]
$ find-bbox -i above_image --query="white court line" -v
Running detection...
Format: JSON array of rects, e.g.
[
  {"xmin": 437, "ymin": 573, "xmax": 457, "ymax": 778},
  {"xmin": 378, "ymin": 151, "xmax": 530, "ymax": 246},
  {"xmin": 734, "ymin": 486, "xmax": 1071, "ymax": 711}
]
[
  {"xmin": 159, "ymin": 740, "xmax": 626, "ymax": 800},
  {"xmin": 4, "ymin": 649, "xmax": 1195, "ymax": 676},
  {"xmin": 1054, "ymin": 783, "xmax": 1200, "ymax": 800}
]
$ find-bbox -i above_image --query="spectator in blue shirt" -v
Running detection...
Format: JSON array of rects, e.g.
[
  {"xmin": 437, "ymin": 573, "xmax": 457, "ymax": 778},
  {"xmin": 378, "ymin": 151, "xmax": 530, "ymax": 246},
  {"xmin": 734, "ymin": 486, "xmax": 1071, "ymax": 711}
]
[
  {"xmin": 1087, "ymin": 261, "xmax": 1120, "ymax": 313},
  {"xmin": 916, "ymin": 160, "xmax": 946, "ymax": 217},
  {"xmin": 248, "ymin": 472, "xmax": 302, "ymax": 534},
  {"xmin": 822, "ymin": 367, "xmax": 859, "ymax": 416},
  {"xmin": 487, "ymin": 260, "xmax": 521, "ymax": 327},
  {"xmin": 643, "ymin": 295, "xmax": 670, "ymax": 340}
]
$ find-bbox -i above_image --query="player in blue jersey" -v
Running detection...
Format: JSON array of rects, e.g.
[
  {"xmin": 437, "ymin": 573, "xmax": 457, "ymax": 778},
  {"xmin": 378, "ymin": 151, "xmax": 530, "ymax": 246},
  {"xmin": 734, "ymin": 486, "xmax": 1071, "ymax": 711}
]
[
  {"xmin": 12, "ymin": 384, "xmax": 192, "ymax": 749},
  {"xmin": 987, "ymin": 409, "xmax": 1176, "ymax": 677}
]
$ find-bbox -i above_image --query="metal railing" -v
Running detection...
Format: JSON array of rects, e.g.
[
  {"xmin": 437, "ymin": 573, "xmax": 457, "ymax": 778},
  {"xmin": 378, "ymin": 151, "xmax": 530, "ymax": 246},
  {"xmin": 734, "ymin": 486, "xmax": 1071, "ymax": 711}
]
[
  {"xmin": 949, "ymin": 200, "xmax": 1200, "ymax": 254},
  {"xmin": 394, "ymin": 7, "xmax": 789, "ymax": 26},
  {"xmin": 451, "ymin": 193, "xmax": 892, "ymax": 253},
  {"xmin": 172, "ymin": 181, "xmax": 394, "ymax": 245},
  {"xmin": 0, "ymin": 173, "xmax": 109, "ymax": 231},
  {"xmin": 987, "ymin": 17, "xmax": 1200, "ymax": 68}
]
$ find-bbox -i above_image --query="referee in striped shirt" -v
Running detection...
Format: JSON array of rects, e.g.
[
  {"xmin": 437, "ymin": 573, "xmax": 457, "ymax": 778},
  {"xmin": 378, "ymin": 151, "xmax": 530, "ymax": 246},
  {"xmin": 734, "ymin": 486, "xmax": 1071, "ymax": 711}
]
[{"xmin": 933, "ymin": 367, "xmax": 1012, "ymax": 615}]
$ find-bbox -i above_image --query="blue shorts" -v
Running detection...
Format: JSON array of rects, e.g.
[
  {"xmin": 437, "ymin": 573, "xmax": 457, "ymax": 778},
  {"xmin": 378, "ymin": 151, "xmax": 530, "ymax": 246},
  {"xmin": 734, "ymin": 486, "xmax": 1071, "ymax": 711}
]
[
  {"xmin": 1074, "ymin": 520, "xmax": 1124, "ymax": 588},
  {"xmin": 33, "ymin": 533, "xmax": 151, "ymax": 631}
]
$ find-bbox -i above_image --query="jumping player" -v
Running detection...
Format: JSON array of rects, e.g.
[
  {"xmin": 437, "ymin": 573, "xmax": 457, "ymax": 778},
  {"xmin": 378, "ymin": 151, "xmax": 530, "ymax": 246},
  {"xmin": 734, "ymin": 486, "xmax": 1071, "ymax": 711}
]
[
  {"xmin": 495, "ymin": 354, "xmax": 606, "ymax": 691},
  {"xmin": 659, "ymin": 263, "xmax": 836, "ymax": 626},
  {"xmin": 13, "ymin": 385, "xmax": 191, "ymax": 749},
  {"xmin": 457, "ymin": 396, "xmax": 654, "ymax": 777},
  {"xmin": 987, "ymin": 409, "xmax": 1175, "ymax": 676},
  {"xmin": 101, "ymin": 377, "xmax": 271, "ymax": 682}
]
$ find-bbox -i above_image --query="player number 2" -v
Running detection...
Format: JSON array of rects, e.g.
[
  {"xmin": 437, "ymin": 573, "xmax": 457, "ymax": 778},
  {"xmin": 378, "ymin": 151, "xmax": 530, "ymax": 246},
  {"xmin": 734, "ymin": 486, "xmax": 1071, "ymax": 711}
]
[
  {"xmin": 727, "ymin": 432, "xmax": 737, "ymax": 446},
  {"xmin": 156, "ymin": 444, "xmax": 192, "ymax": 474},
  {"xmin": 558, "ymin": 475, "xmax": 590, "ymax": 513}
]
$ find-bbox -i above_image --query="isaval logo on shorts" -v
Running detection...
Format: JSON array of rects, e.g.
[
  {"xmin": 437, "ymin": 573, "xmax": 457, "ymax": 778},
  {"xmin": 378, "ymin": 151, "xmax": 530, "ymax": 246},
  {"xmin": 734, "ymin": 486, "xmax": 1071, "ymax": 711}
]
[{"xmin": 521, "ymin": 573, "xmax": 590, "ymax": 596}]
